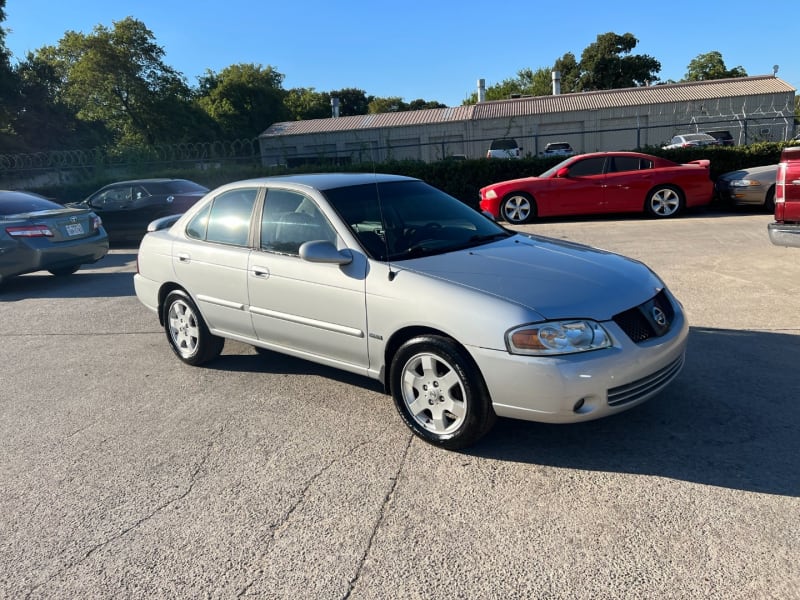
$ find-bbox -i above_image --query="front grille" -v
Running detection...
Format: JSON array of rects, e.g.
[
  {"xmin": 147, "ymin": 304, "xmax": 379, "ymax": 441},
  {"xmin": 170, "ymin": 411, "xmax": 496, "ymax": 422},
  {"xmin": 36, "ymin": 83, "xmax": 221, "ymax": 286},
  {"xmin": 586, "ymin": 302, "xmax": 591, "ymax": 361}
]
[
  {"xmin": 607, "ymin": 354, "xmax": 685, "ymax": 407},
  {"xmin": 612, "ymin": 290, "xmax": 675, "ymax": 343}
]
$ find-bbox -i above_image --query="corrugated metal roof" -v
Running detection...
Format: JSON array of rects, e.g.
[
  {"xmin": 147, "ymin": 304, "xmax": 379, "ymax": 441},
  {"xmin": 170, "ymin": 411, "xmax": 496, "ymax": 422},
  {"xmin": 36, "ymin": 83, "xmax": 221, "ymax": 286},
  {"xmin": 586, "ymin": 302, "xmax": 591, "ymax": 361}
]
[
  {"xmin": 260, "ymin": 76, "xmax": 795, "ymax": 137},
  {"xmin": 262, "ymin": 105, "xmax": 475, "ymax": 136}
]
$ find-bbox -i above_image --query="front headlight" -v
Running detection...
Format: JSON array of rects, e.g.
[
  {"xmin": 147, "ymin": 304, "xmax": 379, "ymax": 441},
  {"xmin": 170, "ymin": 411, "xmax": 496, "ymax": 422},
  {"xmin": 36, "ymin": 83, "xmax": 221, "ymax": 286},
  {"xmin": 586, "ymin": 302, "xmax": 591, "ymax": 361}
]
[
  {"xmin": 506, "ymin": 320, "xmax": 612, "ymax": 356},
  {"xmin": 484, "ymin": 189, "xmax": 497, "ymax": 199},
  {"xmin": 729, "ymin": 179, "xmax": 761, "ymax": 188}
]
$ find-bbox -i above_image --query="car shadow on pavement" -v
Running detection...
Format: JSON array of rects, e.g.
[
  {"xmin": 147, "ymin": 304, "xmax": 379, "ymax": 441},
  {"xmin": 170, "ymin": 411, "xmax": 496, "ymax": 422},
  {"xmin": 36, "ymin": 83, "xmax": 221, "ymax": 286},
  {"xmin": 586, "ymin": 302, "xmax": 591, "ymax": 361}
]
[
  {"xmin": 207, "ymin": 347, "xmax": 386, "ymax": 393},
  {"xmin": 0, "ymin": 270, "xmax": 136, "ymax": 299},
  {"xmin": 471, "ymin": 327, "xmax": 799, "ymax": 497}
]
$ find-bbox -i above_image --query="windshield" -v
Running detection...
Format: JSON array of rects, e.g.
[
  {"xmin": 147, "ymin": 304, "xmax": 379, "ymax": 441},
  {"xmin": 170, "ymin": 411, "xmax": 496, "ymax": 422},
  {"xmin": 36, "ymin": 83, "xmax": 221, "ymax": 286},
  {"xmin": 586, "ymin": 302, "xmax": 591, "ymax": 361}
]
[
  {"xmin": 538, "ymin": 156, "xmax": 576, "ymax": 178},
  {"xmin": 324, "ymin": 180, "xmax": 511, "ymax": 260}
]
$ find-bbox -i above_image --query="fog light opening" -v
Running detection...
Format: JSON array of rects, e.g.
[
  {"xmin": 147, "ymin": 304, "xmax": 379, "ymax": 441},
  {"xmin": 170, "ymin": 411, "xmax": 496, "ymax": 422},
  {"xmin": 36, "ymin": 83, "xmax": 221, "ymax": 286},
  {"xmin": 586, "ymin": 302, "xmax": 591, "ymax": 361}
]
[{"xmin": 573, "ymin": 398, "xmax": 586, "ymax": 413}]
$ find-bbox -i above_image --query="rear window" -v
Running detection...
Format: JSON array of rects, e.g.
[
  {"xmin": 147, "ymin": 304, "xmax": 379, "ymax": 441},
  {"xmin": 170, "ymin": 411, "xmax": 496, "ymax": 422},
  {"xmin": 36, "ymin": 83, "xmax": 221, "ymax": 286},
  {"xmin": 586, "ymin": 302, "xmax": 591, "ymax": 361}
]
[
  {"xmin": 490, "ymin": 139, "xmax": 518, "ymax": 150},
  {"xmin": 546, "ymin": 143, "xmax": 572, "ymax": 150},
  {"xmin": 0, "ymin": 192, "xmax": 63, "ymax": 216}
]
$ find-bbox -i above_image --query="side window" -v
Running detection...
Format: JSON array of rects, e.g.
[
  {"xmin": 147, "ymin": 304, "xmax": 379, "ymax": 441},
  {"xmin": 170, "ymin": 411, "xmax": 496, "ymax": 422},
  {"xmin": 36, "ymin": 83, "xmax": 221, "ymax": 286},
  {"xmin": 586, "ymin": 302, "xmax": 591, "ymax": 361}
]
[
  {"xmin": 186, "ymin": 203, "xmax": 211, "ymax": 240},
  {"xmin": 260, "ymin": 189, "xmax": 336, "ymax": 255},
  {"xmin": 91, "ymin": 186, "xmax": 131, "ymax": 207},
  {"xmin": 202, "ymin": 188, "xmax": 258, "ymax": 246},
  {"xmin": 567, "ymin": 157, "xmax": 606, "ymax": 177},
  {"xmin": 132, "ymin": 185, "xmax": 150, "ymax": 201},
  {"xmin": 610, "ymin": 157, "xmax": 644, "ymax": 173}
]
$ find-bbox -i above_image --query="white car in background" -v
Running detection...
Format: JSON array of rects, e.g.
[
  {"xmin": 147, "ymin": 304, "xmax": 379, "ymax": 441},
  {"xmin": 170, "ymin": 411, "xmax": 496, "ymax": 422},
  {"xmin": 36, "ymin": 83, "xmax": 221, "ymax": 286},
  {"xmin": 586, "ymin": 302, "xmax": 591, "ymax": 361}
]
[
  {"xmin": 486, "ymin": 138, "xmax": 522, "ymax": 159},
  {"xmin": 663, "ymin": 133, "xmax": 721, "ymax": 149},
  {"xmin": 541, "ymin": 142, "xmax": 575, "ymax": 157}
]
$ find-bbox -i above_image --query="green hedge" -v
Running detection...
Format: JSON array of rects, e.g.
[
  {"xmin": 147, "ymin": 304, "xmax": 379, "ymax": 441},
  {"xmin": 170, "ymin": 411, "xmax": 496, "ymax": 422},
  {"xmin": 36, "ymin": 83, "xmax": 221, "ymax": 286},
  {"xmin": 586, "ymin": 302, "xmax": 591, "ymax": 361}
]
[{"xmin": 32, "ymin": 142, "xmax": 795, "ymax": 209}]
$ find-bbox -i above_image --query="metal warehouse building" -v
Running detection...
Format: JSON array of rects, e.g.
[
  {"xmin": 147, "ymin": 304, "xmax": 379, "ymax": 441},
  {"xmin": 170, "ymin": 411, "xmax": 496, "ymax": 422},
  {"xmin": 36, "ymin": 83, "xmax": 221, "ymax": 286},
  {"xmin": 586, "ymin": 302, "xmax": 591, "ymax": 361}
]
[{"xmin": 259, "ymin": 75, "xmax": 796, "ymax": 166}]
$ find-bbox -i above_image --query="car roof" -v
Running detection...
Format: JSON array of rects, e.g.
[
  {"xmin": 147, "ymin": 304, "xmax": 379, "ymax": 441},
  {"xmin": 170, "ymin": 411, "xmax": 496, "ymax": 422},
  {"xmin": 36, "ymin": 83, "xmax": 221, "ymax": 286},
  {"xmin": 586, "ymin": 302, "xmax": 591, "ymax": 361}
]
[
  {"xmin": 230, "ymin": 172, "xmax": 417, "ymax": 191},
  {"xmin": 99, "ymin": 178, "xmax": 196, "ymax": 187}
]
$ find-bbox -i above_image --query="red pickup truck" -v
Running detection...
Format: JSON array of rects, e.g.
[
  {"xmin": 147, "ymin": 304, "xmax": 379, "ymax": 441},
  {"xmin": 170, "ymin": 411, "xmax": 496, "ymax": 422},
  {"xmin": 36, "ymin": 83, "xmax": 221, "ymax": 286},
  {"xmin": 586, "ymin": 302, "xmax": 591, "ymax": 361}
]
[{"xmin": 768, "ymin": 146, "xmax": 800, "ymax": 247}]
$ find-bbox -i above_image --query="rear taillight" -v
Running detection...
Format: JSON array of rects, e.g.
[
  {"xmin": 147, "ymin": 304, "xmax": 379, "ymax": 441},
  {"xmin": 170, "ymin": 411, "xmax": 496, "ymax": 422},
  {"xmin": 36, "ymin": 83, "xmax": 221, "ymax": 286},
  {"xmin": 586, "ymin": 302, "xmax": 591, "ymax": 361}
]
[
  {"xmin": 6, "ymin": 224, "xmax": 54, "ymax": 237},
  {"xmin": 91, "ymin": 215, "xmax": 102, "ymax": 231},
  {"xmin": 775, "ymin": 163, "xmax": 787, "ymax": 220}
]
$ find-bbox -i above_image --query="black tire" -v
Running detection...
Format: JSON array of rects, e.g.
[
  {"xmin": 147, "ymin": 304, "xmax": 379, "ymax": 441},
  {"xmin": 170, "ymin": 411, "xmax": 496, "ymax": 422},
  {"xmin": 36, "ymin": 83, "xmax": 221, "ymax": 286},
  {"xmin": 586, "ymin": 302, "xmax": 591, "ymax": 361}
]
[
  {"xmin": 390, "ymin": 335, "xmax": 496, "ymax": 450},
  {"xmin": 501, "ymin": 193, "xmax": 536, "ymax": 224},
  {"xmin": 48, "ymin": 265, "xmax": 81, "ymax": 277},
  {"xmin": 163, "ymin": 290, "xmax": 224, "ymax": 366},
  {"xmin": 645, "ymin": 185, "xmax": 684, "ymax": 218},
  {"xmin": 764, "ymin": 186, "xmax": 776, "ymax": 213}
]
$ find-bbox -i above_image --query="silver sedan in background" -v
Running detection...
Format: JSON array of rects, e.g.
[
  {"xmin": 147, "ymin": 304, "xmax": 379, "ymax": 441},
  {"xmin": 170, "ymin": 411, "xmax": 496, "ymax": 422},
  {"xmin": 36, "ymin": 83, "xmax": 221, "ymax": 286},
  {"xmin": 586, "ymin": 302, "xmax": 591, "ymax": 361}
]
[
  {"xmin": 716, "ymin": 164, "xmax": 777, "ymax": 211},
  {"xmin": 134, "ymin": 173, "xmax": 688, "ymax": 449}
]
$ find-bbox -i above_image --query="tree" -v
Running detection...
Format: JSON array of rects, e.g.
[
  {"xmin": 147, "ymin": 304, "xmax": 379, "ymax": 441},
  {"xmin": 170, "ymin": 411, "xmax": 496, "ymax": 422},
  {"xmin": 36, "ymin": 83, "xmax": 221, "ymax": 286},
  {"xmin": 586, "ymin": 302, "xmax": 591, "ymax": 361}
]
[
  {"xmin": 12, "ymin": 51, "xmax": 111, "ymax": 151},
  {"xmin": 328, "ymin": 88, "xmax": 371, "ymax": 116},
  {"xmin": 0, "ymin": 0, "xmax": 19, "ymax": 139},
  {"xmin": 196, "ymin": 63, "xmax": 289, "ymax": 139},
  {"xmin": 577, "ymin": 32, "xmax": 660, "ymax": 90},
  {"xmin": 684, "ymin": 51, "xmax": 747, "ymax": 81},
  {"xmin": 462, "ymin": 67, "xmax": 552, "ymax": 103},
  {"xmin": 367, "ymin": 97, "xmax": 446, "ymax": 113},
  {"xmin": 284, "ymin": 87, "xmax": 331, "ymax": 120},
  {"xmin": 31, "ymin": 17, "xmax": 195, "ymax": 145},
  {"xmin": 552, "ymin": 53, "xmax": 581, "ymax": 93}
]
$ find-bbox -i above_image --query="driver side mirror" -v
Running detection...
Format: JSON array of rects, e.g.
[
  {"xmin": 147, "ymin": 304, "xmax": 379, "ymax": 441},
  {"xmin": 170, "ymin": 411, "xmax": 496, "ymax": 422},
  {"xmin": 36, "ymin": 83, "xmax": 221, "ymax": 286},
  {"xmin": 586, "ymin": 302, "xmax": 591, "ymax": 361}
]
[
  {"xmin": 555, "ymin": 166, "xmax": 570, "ymax": 178},
  {"xmin": 299, "ymin": 240, "xmax": 353, "ymax": 265}
]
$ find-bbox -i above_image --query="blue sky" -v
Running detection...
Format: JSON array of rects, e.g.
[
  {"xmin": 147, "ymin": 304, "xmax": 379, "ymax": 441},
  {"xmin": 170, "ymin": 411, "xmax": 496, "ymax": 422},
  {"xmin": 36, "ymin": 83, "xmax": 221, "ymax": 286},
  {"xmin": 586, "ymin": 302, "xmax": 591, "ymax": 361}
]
[{"xmin": 4, "ymin": 0, "xmax": 798, "ymax": 107}]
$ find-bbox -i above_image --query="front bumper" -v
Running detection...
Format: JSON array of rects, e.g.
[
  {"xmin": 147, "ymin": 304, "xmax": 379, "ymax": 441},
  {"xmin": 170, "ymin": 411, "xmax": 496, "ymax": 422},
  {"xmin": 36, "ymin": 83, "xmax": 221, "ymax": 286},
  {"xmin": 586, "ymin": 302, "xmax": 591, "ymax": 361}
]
[
  {"xmin": 715, "ymin": 184, "xmax": 766, "ymax": 206},
  {"xmin": 469, "ymin": 307, "xmax": 689, "ymax": 424},
  {"xmin": 768, "ymin": 222, "xmax": 800, "ymax": 247}
]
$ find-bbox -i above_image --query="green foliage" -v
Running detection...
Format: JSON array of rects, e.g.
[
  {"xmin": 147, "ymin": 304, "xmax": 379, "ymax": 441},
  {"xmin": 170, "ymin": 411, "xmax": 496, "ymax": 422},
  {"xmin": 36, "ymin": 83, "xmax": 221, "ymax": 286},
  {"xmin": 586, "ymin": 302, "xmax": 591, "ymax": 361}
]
[
  {"xmin": 684, "ymin": 51, "xmax": 747, "ymax": 81},
  {"xmin": 284, "ymin": 87, "xmax": 331, "ymax": 120},
  {"xmin": 195, "ymin": 63, "xmax": 289, "ymax": 138},
  {"xmin": 368, "ymin": 96, "xmax": 446, "ymax": 113},
  {"xmin": 576, "ymin": 33, "xmax": 660, "ymax": 90}
]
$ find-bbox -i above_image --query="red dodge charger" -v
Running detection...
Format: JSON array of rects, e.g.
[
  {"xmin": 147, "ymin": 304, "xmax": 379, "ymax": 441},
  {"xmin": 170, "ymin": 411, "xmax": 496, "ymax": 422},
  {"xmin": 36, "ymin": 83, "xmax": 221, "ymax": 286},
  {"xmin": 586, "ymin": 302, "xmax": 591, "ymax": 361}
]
[{"xmin": 480, "ymin": 151, "xmax": 714, "ymax": 224}]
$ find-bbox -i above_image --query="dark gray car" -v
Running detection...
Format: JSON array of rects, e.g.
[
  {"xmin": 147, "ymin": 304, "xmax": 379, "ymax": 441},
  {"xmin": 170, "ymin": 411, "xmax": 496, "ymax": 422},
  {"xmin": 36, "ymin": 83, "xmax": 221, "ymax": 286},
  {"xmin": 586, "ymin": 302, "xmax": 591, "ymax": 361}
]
[{"xmin": 0, "ymin": 191, "xmax": 109, "ymax": 285}]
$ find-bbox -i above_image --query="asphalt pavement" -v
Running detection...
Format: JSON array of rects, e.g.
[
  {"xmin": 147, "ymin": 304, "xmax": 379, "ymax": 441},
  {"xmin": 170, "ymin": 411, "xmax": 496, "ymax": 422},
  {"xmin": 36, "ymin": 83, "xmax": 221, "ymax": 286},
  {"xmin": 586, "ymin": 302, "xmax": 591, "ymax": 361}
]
[{"xmin": 0, "ymin": 209, "xmax": 798, "ymax": 599}]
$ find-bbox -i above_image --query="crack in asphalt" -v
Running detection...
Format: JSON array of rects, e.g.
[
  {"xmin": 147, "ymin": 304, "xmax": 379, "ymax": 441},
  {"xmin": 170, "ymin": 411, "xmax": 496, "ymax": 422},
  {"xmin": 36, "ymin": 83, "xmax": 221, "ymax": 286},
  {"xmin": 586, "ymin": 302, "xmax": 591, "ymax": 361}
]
[
  {"xmin": 23, "ymin": 423, "xmax": 226, "ymax": 600},
  {"xmin": 236, "ymin": 438, "xmax": 395, "ymax": 598},
  {"xmin": 341, "ymin": 434, "xmax": 414, "ymax": 600}
]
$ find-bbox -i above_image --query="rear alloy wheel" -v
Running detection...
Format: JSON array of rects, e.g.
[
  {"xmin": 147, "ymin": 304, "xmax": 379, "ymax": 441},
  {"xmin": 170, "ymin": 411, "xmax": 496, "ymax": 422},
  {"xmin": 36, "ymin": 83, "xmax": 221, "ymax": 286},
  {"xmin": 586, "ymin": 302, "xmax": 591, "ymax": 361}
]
[
  {"xmin": 646, "ymin": 185, "xmax": 683, "ymax": 218},
  {"xmin": 48, "ymin": 265, "xmax": 81, "ymax": 277},
  {"xmin": 390, "ymin": 335, "xmax": 496, "ymax": 450},
  {"xmin": 501, "ymin": 193, "xmax": 536, "ymax": 224},
  {"xmin": 163, "ymin": 290, "xmax": 224, "ymax": 366}
]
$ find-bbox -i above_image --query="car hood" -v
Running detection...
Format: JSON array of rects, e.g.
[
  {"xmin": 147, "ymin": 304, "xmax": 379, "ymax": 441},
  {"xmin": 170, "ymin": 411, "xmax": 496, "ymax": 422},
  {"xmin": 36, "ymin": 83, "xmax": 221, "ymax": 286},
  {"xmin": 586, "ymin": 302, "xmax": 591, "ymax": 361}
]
[{"xmin": 397, "ymin": 234, "xmax": 663, "ymax": 320}]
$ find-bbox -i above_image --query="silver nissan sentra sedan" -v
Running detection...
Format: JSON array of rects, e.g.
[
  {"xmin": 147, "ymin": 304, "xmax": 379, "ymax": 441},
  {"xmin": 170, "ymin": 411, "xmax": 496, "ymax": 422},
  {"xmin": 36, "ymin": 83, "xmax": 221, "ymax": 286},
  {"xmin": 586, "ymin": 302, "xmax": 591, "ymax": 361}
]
[{"xmin": 134, "ymin": 173, "xmax": 688, "ymax": 450}]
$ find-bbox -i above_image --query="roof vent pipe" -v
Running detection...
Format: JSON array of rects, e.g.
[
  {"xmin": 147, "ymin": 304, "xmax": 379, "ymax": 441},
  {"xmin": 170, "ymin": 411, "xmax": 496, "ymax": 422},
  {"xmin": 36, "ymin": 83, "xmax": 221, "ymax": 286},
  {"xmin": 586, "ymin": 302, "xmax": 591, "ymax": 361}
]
[
  {"xmin": 477, "ymin": 78, "xmax": 486, "ymax": 103},
  {"xmin": 331, "ymin": 97, "xmax": 340, "ymax": 118},
  {"xmin": 552, "ymin": 71, "xmax": 561, "ymax": 95}
]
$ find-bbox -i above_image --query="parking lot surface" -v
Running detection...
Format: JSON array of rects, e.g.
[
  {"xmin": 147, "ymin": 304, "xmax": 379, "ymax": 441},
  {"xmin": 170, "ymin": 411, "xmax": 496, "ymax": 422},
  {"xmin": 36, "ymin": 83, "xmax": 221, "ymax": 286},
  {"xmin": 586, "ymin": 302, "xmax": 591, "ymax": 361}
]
[{"xmin": 1, "ymin": 210, "xmax": 798, "ymax": 599}]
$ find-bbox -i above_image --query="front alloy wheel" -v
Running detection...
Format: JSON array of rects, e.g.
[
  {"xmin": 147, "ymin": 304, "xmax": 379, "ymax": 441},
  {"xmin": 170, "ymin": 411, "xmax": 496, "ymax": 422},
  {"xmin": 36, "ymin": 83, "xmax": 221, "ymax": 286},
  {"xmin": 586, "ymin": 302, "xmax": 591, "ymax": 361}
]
[
  {"xmin": 501, "ymin": 193, "xmax": 535, "ymax": 224},
  {"xmin": 391, "ymin": 335, "xmax": 495, "ymax": 450},
  {"xmin": 163, "ymin": 291, "xmax": 224, "ymax": 365}
]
